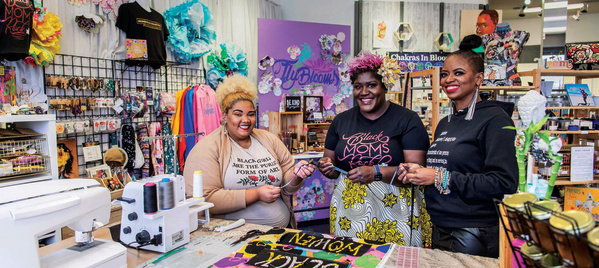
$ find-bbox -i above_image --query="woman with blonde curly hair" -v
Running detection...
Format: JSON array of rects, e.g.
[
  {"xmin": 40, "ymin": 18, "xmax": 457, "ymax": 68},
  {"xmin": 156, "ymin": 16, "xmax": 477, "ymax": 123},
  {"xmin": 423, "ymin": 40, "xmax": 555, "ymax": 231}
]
[{"xmin": 184, "ymin": 74, "xmax": 316, "ymax": 228}]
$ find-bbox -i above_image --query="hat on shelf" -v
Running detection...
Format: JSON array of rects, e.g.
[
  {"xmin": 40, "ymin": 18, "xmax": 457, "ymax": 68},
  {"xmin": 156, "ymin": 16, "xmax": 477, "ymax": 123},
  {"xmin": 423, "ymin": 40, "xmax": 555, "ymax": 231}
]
[{"xmin": 104, "ymin": 146, "xmax": 128, "ymax": 168}]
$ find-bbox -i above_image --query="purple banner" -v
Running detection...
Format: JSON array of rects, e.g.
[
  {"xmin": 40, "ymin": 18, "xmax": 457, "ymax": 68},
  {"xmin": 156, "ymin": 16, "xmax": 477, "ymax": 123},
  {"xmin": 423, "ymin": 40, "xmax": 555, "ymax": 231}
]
[{"xmin": 257, "ymin": 19, "xmax": 352, "ymax": 129}]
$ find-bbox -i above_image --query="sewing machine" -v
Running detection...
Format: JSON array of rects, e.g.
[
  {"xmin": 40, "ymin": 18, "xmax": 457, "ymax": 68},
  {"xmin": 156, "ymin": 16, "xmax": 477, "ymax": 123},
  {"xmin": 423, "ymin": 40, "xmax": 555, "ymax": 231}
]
[
  {"xmin": 0, "ymin": 179, "xmax": 126, "ymax": 268},
  {"xmin": 117, "ymin": 175, "xmax": 213, "ymax": 253}
]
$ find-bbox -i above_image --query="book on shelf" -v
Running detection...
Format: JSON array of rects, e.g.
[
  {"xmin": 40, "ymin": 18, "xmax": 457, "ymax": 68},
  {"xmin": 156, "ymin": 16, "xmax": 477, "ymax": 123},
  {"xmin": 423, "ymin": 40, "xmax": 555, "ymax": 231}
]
[{"xmin": 564, "ymin": 84, "xmax": 595, "ymax": 106}]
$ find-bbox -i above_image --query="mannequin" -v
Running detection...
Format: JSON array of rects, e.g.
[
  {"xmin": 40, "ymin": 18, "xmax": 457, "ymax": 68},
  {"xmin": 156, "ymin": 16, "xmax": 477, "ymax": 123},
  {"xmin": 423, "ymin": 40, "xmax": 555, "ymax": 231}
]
[
  {"xmin": 136, "ymin": 0, "xmax": 151, "ymax": 12},
  {"xmin": 481, "ymin": 22, "xmax": 529, "ymax": 86}
]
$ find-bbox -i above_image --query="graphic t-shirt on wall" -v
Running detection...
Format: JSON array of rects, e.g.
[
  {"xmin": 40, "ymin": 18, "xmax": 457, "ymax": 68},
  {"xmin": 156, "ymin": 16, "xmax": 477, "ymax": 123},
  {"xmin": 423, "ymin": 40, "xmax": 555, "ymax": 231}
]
[
  {"xmin": 0, "ymin": 0, "xmax": 34, "ymax": 61},
  {"xmin": 116, "ymin": 2, "xmax": 169, "ymax": 69},
  {"xmin": 224, "ymin": 136, "xmax": 289, "ymax": 226}
]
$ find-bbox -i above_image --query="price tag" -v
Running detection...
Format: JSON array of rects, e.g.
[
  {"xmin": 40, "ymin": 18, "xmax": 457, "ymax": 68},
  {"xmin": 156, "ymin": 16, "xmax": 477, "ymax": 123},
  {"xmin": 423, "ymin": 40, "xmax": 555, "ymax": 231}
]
[{"xmin": 581, "ymin": 131, "xmax": 589, "ymax": 134}]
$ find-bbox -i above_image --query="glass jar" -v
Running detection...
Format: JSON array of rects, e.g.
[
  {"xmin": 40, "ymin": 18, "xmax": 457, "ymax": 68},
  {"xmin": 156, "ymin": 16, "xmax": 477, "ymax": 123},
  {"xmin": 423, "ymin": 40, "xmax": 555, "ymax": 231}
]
[
  {"xmin": 541, "ymin": 253, "xmax": 564, "ymax": 268},
  {"xmin": 549, "ymin": 210, "xmax": 595, "ymax": 267},
  {"xmin": 520, "ymin": 243, "xmax": 543, "ymax": 266},
  {"xmin": 587, "ymin": 227, "xmax": 599, "ymax": 266},
  {"xmin": 525, "ymin": 200, "xmax": 561, "ymax": 253},
  {"xmin": 503, "ymin": 192, "xmax": 538, "ymax": 237}
]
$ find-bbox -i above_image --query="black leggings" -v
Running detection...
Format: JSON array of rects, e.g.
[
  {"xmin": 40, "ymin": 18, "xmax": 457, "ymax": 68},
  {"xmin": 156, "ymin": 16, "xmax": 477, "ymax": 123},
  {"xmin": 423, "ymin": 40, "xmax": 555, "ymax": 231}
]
[{"xmin": 432, "ymin": 224, "xmax": 500, "ymax": 258}]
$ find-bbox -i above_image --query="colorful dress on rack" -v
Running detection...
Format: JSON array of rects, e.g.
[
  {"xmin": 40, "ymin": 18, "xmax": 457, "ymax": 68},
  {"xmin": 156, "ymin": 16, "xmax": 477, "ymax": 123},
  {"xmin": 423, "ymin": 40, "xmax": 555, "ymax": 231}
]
[
  {"xmin": 136, "ymin": 123, "xmax": 151, "ymax": 178},
  {"xmin": 149, "ymin": 122, "xmax": 164, "ymax": 175},
  {"xmin": 122, "ymin": 124, "xmax": 136, "ymax": 170},
  {"xmin": 163, "ymin": 121, "xmax": 176, "ymax": 174}
]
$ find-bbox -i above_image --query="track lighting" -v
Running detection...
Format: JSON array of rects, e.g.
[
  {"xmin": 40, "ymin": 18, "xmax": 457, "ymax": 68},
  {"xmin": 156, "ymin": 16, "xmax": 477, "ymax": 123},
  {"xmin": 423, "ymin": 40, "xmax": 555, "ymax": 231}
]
[
  {"xmin": 571, "ymin": 8, "xmax": 581, "ymax": 21},
  {"xmin": 519, "ymin": 5, "xmax": 526, "ymax": 17},
  {"xmin": 581, "ymin": 3, "xmax": 588, "ymax": 13}
]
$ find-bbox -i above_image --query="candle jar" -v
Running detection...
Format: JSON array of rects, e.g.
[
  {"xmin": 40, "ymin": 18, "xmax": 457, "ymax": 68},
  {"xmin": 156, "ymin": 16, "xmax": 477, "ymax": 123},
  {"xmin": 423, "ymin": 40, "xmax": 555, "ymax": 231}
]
[
  {"xmin": 503, "ymin": 192, "xmax": 538, "ymax": 237},
  {"xmin": 520, "ymin": 243, "xmax": 543, "ymax": 267},
  {"xmin": 549, "ymin": 210, "xmax": 595, "ymax": 267},
  {"xmin": 525, "ymin": 200, "xmax": 561, "ymax": 253},
  {"xmin": 541, "ymin": 253, "xmax": 564, "ymax": 268},
  {"xmin": 588, "ymin": 227, "xmax": 599, "ymax": 267}
]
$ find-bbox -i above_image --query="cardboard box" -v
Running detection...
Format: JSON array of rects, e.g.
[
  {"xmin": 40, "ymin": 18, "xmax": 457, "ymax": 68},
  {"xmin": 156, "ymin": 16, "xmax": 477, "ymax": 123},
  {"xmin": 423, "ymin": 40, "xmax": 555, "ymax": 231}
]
[{"xmin": 564, "ymin": 186, "xmax": 599, "ymax": 222}]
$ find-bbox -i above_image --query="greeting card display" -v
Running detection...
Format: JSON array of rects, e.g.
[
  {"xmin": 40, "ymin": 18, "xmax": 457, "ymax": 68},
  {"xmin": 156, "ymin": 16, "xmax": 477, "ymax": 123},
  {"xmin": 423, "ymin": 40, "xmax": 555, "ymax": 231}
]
[{"xmin": 565, "ymin": 84, "xmax": 594, "ymax": 106}]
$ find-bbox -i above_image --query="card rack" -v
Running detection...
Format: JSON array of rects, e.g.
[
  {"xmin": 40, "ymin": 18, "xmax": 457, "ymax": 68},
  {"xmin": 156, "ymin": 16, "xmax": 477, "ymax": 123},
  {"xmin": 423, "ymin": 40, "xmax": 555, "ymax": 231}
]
[{"xmin": 45, "ymin": 54, "xmax": 206, "ymax": 177}]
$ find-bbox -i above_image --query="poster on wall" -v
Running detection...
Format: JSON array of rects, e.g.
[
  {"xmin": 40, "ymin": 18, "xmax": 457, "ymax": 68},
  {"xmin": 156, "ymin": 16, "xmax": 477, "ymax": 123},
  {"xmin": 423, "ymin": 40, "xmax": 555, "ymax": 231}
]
[
  {"xmin": 459, "ymin": 9, "xmax": 503, "ymax": 40},
  {"xmin": 57, "ymin": 138, "xmax": 78, "ymax": 179},
  {"xmin": 257, "ymin": 18, "xmax": 352, "ymax": 129},
  {"xmin": 387, "ymin": 52, "xmax": 449, "ymax": 73},
  {"xmin": 373, "ymin": 21, "xmax": 394, "ymax": 48}
]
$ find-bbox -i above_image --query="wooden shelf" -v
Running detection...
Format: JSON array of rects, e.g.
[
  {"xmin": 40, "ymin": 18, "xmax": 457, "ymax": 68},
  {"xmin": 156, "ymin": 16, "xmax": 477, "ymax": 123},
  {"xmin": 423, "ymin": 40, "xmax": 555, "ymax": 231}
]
[
  {"xmin": 546, "ymin": 130, "xmax": 599, "ymax": 134},
  {"xmin": 480, "ymin": 86, "xmax": 534, "ymax": 91},
  {"xmin": 305, "ymin": 123, "xmax": 331, "ymax": 126},
  {"xmin": 555, "ymin": 179, "xmax": 599, "ymax": 186},
  {"xmin": 386, "ymin": 91, "xmax": 403, "ymax": 94},
  {"xmin": 519, "ymin": 69, "xmax": 599, "ymax": 79},
  {"xmin": 280, "ymin": 111, "xmax": 302, "ymax": 115},
  {"xmin": 546, "ymin": 106, "xmax": 599, "ymax": 110}
]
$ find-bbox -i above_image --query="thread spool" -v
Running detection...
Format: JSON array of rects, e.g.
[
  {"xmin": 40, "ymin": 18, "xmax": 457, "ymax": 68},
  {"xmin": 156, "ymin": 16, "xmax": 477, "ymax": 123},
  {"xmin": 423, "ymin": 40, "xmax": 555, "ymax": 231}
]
[
  {"xmin": 193, "ymin": 170, "xmax": 203, "ymax": 199},
  {"xmin": 159, "ymin": 178, "xmax": 175, "ymax": 210},
  {"xmin": 143, "ymin": 182, "xmax": 158, "ymax": 214}
]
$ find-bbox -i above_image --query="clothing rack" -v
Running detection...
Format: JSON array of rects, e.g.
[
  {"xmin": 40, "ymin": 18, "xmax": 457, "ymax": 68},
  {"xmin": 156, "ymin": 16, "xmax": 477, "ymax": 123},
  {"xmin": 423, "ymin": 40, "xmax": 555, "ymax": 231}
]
[{"xmin": 142, "ymin": 132, "xmax": 205, "ymax": 176}]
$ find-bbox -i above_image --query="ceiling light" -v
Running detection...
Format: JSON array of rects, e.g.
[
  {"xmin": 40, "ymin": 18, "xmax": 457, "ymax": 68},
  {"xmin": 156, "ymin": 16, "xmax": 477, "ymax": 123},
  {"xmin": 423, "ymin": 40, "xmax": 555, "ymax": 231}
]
[
  {"xmin": 571, "ymin": 9, "xmax": 581, "ymax": 21},
  {"xmin": 581, "ymin": 3, "xmax": 589, "ymax": 13},
  {"xmin": 524, "ymin": 7, "xmax": 542, "ymax": 13},
  {"xmin": 524, "ymin": 0, "xmax": 531, "ymax": 5}
]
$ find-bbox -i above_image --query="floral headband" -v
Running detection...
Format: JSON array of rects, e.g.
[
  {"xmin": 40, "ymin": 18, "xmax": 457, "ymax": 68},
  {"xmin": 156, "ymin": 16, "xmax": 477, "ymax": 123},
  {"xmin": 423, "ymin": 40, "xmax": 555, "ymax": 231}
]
[{"xmin": 347, "ymin": 50, "xmax": 401, "ymax": 90}]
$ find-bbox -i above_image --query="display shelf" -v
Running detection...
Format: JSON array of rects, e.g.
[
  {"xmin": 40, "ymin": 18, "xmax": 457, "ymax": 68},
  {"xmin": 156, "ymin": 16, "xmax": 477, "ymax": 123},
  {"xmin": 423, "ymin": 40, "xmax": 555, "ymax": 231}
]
[
  {"xmin": 554, "ymin": 179, "xmax": 599, "ymax": 185},
  {"xmin": 404, "ymin": 67, "xmax": 442, "ymax": 136},
  {"xmin": 480, "ymin": 86, "xmax": 534, "ymax": 91},
  {"xmin": 546, "ymin": 130, "xmax": 599, "ymax": 134},
  {"xmin": 546, "ymin": 106, "xmax": 599, "ymax": 110},
  {"xmin": 280, "ymin": 111, "xmax": 303, "ymax": 115},
  {"xmin": 519, "ymin": 69, "xmax": 599, "ymax": 91},
  {"xmin": 304, "ymin": 123, "xmax": 331, "ymax": 126}
]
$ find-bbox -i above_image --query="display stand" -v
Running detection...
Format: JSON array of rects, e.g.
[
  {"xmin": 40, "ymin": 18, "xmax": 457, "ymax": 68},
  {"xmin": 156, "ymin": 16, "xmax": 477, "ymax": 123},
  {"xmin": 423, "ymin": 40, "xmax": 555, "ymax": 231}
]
[{"xmin": 403, "ymin": 67, "xmax": 443, "ymax": 137}]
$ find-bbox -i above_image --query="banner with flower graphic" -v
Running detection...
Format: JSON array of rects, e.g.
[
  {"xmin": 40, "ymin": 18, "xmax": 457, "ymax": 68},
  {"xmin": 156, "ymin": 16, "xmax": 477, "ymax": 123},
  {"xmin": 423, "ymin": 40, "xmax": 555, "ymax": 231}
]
[{"xmin": 257, "ymin": 19, "xmax": 352, "ymax": 129}]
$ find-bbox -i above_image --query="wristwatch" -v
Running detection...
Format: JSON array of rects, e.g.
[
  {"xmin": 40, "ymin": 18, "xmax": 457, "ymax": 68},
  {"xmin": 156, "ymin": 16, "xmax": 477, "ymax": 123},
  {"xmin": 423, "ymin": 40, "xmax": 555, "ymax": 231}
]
[{"xmin": 374, "ymin": 165, "xmax": 382, "ymax": 181}]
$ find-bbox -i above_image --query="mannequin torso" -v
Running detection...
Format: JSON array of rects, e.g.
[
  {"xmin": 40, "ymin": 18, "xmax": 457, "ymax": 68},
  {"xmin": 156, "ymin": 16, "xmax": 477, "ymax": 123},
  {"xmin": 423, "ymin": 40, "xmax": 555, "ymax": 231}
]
[{"xmin": 136, "ymin": 0, "xmax": 151, "ymax": 12}]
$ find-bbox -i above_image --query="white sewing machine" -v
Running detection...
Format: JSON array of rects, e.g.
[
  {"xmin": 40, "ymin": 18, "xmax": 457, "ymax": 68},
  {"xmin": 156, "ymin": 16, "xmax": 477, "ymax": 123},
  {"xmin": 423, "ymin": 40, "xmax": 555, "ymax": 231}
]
[
  {"xmin": 0, "ymin": 179, "xmax": 126, "ymax": 268},
  {"xmin": 117, "ymin": 175, "xmax": 213, "ymax": 253}
]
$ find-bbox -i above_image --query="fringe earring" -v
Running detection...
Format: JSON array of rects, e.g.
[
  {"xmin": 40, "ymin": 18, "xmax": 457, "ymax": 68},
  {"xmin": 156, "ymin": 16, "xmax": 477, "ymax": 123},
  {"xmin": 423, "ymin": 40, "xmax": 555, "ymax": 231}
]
[
  {"xmin": 448, "ymin": 99, "xmax": 454, "ymax": 122},
  {"xmin": 223, "ymin": 121, "xmax": 228, "ymax": 135},
  {"xmin": 465, "ymin": 86, "xmax": 479, "ymax": 121}
]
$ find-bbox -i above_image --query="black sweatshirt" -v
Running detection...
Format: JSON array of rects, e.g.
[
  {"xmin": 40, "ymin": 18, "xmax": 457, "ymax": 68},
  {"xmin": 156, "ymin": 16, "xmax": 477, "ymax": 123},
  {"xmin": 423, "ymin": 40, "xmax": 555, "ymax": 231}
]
[{"xmin": 425, "ymin": 100, "xmax": 518, "ymax": 228}]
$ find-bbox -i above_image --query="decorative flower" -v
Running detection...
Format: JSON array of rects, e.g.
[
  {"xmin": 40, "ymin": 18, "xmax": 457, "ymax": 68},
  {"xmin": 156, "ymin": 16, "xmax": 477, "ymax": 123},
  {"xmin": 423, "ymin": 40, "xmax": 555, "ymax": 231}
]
[
  {"xmin": 268, "ymin": 175, "xmax": 276, "ymax": 183},
  {"xmin": 339, "ymin": 216, "xmax": 351, "ymax": 231},
  {"xmin": 57, "ymin": 146, "xmax": 69, "ymax": 167},
  {"xmin": 377, "ymin": 57, "xmax": 402, "ymax": 91},
  {"xmin": 382, "ymin": 193, "xmax": 398, "ymax": 208},
  {"xmin": 341, "ymin": 178, "xmax": 366, "ymax": 209},
  {"xmin": 206, "ymin": 42, "xmax": 248, "ymax": 89},
  {"xmin": 165, "ymin": 0, "xmax": 216, "ymax": 63},
  {"xmin": 287, "ymin": 45, "xmax": 301, "ymax": 59},
  {"xmin": 249, "ymin": 175, "xmax": 259, "ymax": 181},
  {"xmin": 259, "ymin": 55, "xmax": 274, "ymax": 70}
]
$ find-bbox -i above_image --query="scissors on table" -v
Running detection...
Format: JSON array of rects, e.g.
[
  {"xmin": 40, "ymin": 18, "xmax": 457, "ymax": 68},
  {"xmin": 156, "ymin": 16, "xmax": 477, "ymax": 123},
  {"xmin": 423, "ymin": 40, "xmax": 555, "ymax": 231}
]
[{"xmin": 229, "ymin": 229, "xmax": 265, "ymax": 246}]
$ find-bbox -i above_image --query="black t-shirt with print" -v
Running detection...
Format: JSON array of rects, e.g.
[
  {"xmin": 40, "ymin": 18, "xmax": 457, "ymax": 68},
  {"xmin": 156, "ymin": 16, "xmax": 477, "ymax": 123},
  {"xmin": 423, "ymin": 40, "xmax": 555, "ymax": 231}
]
[
  {"xmin": 0, "ymin": 0, "xmax": 34, "ymax": 61},
  {"xmin": 116, "ymin": 2, "xmax": 169, "ymax": 69},
  {"xmin": 325, "ymin": 102, "xmax": 429, "ymax": 172}
]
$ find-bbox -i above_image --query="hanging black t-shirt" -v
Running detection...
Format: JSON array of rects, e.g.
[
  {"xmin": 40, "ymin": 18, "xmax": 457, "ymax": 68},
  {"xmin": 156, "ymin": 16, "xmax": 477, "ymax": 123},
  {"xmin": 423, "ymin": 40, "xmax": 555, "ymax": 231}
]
[
  {"xmin": 325, "ymin": 102, "xmax": 429, "ymax": 171},
  {"xmin": 116, "ymin": 2, "xmax": 169, "ymax": 69},
  {"xmin": 0, "ymin": 0, "xmax": 34, "ymax": 61}
]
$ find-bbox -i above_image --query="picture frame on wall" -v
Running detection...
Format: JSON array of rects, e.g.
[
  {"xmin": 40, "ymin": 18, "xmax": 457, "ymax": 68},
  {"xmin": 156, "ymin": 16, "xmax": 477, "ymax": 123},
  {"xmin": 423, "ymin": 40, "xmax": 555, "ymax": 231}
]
[
  {"xmin": 285, "ymin": 95, "xmax": 302, "ymax": 112},
  {"xmin": 303, "ymin": 96, "xmax": 324, "ymax": 123},
  {"xmin": 565, "ymin": 84, "xmax": 595, "ymax": 106}
]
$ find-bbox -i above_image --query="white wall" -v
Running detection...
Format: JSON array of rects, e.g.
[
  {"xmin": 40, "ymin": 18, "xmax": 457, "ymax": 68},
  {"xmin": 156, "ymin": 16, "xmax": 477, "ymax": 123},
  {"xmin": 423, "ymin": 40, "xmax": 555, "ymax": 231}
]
[
  {"xmin": 566, "ymin": 13, "xmax": 599, "ymax": 43},
  {"xmin": 504, "ymin": 17, "xmax": 543, "ymax": 46}
]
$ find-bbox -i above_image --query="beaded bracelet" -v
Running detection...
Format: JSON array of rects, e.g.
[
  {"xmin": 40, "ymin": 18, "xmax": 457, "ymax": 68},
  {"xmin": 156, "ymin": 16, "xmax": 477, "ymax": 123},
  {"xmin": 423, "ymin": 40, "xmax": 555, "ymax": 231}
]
[{"xmin": 442, "ymin": 170, "xmax": 451, "ymax": 195}]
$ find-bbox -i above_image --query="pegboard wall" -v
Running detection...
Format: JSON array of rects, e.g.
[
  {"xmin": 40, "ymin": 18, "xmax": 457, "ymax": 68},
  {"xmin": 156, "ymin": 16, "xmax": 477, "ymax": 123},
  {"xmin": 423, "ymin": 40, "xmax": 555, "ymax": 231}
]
[{"xmin": 45, "ymin": 54, "xmax": 206, "ymax": 177}]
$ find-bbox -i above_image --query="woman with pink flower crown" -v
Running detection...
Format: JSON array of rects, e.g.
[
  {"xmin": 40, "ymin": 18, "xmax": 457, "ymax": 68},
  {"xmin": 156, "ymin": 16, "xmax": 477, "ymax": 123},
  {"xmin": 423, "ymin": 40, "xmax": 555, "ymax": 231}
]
[{"xmin": 318, "ymin": 51, "xmax": 432, "ymax": 247}]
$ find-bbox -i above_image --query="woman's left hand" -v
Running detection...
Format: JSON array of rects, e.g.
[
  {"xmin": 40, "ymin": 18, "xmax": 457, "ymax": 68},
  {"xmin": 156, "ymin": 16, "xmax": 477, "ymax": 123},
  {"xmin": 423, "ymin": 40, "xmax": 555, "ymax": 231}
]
[
  {"xmin": 348, "ymin": 166, "xmax": 375, "ymax": 184},
  {"xmin": 294, "ymin": 160, "xmax": 316, "ymax": 179}
]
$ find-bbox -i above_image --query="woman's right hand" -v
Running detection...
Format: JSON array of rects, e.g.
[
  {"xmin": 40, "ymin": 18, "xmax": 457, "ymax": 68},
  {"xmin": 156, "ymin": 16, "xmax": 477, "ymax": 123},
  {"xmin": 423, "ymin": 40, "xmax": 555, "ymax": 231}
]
[
  {"xmin": 318, "ymin": 157, "xmax": 336, "ymax": 178},
  {"xmin": 257, "ymin": 185, "xmax": 281, "ymax": 203}
]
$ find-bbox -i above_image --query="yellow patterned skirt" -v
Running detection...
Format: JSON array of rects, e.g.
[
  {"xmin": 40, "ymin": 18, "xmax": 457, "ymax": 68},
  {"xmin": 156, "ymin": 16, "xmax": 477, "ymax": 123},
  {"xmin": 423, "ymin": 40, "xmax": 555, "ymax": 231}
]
[{"xmin": 330, "ymin": 176, "xmax": 432, "ymax": 247}]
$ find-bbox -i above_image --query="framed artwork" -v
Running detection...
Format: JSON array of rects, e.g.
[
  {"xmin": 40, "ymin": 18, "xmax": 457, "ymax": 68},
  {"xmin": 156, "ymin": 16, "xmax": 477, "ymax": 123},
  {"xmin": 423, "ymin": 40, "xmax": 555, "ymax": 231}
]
[
  {"xmin": 460, "ymin": 10, "xmax": 503, "ymax": 40},
  {"xmin": 565, "ymin": 84, "xmax": 595, "ymax": 106},
  {"xmin": 284, "ymin": 95, "xmax": 302, "ymax": 112},
  {"xmin": 102, "ymin": 176, "xmax": 124, "ymax": 191},
  {"xmin": 57, "ymin": 138, "xmax": 79, "ymax": 179},
  {"xmin": 303, "ymin": 96, "xmax": 324, "ymax": 123},
  {"xmin": 86, "ymin": 164, "xmax": 112, "ymax": 180}
]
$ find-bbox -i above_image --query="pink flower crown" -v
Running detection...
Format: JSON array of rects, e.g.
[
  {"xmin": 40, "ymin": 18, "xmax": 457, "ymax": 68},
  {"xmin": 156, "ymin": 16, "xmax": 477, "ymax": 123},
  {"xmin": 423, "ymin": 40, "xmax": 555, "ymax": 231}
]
[{"xmin": 348, "ymin": 50, "xmax": 401, "ymax": 90}]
